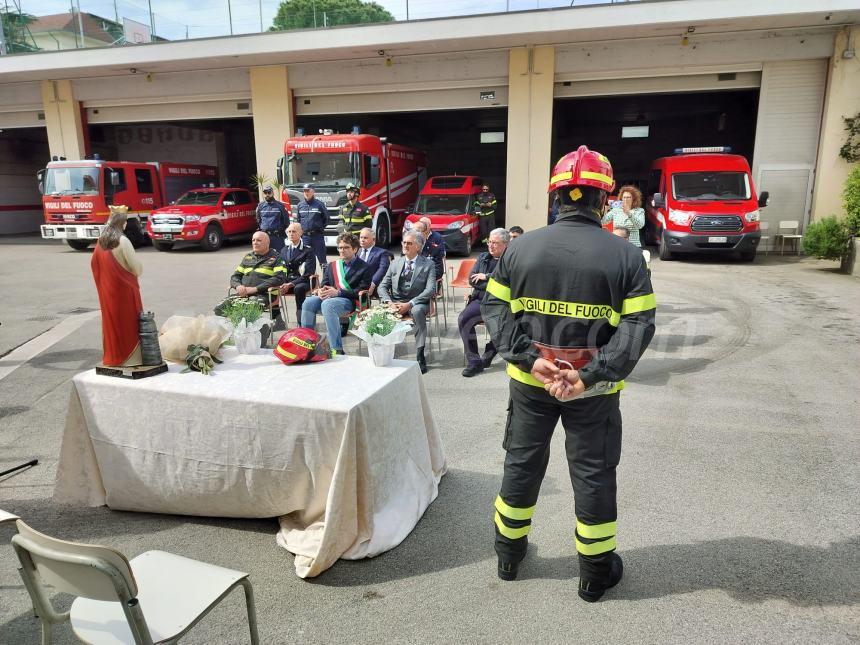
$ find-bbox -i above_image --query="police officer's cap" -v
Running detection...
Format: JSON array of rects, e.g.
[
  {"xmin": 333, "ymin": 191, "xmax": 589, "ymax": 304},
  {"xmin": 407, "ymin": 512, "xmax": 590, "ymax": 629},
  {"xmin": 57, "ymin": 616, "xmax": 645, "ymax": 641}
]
[
  {"xmin": 262, "ymin": 184, "xmax": 274, "ymax": 191},
  {"xmin": 302, "ymin": 183, "xmax": 314, "ymax": 190}
]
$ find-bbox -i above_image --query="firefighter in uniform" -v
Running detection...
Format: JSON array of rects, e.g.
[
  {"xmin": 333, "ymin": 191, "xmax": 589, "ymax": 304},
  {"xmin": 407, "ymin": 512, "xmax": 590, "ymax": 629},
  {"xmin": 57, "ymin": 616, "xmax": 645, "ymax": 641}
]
[
  {"xmin": 339, "ymin": 183, "xmax": 372, "ymax": 234},
  {"xmin": 481, "ymin": 146, "xmax": 656, "ymax": 602},
  {"xmin": 475, "ymin": 184, "xmax": 497, "ymax": 245},
  {"xmin": 256, "ymin": 185, "xmax": 289, "ymax": 251}
]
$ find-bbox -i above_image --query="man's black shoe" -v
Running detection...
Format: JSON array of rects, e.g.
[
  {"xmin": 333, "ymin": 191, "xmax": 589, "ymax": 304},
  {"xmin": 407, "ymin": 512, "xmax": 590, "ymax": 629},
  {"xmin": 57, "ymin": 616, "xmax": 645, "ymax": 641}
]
[
  {"xmin": 272, "ymin": 316, "xmax": 286, "ymax": 332},
  {"xmin": 259, "ymin": 324, "xmax": 271, "ymax": 348},
  {"xmin": 578, "ymin": 553, "xmax": 623, "ymax": 603},
  {"xmin": 462, "ymin": 364, "xmax": 483, "ymax": 377},
  {"xmin": 497, "ymin": 559, "xmax": 519, "ymax": 581},
  {"xmin": 481, "ymin": 352, "xmax": 497, "ymax": 368},
  {"xmin": 417, "ymin": 350, "xmax": 428, "ymax": 374}
]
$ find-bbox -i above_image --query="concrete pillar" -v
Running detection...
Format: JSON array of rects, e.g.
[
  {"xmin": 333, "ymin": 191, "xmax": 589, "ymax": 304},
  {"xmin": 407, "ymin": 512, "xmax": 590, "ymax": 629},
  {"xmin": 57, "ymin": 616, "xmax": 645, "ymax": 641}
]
[
  {"xmin": 250, "ymin": 65, "xmax": 295, "ymax": 195},
  {"xmin": 40, "ymin": 80, "xmax": 86, "ymax": 160},
  {"xmin": 505, "ymin": 46, "xmax": 555, "ymax": 232},
  {"xmin": 811, "ymin": 26, "xmax": 860, "ymax": 223}
]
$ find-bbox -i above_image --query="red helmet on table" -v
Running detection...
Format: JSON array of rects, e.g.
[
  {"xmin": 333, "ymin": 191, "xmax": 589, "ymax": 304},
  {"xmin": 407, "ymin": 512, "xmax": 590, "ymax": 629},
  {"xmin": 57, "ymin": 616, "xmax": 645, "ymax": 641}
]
[
  {"xmin": 274, "ymin": 327, "xmax": 331, "ymax": 364},
  {"xmin": 548, "ymin": 145, "xmax": 615, "ymax": 194}
]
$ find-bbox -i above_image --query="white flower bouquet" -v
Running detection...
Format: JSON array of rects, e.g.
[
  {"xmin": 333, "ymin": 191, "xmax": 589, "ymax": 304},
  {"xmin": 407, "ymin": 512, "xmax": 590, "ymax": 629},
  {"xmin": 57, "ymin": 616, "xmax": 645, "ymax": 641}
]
[
  {"xmin": 349, "ymin": 304, "xmax": 413, "ymax": 366},
  {"xmin": 219, "ymin": 298, "xmax": 268, "ymax": 354}
]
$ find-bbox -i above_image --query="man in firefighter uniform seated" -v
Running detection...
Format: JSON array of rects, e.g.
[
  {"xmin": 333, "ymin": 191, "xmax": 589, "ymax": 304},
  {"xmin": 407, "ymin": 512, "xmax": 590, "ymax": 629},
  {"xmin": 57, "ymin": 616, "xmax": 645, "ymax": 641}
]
[
  {"xmin": 459, "ymin": 227, "xmax": 509, "ymax": 377},
  {"xmin": 481, "ymin": 145, "xmax": 656, "ymax": 602},
  {"xmin": 277, "ymin": 222, "xmax": 317, "ymax": 326},
  {"xmin": 300, "ymin": 232, "xmax": 371, "ymax": 355},
  {"xmin": 214, "ymin": 231, "xmax": 286, "ymax": 341},
  {"xmin": 475, "ymin": 183, "xmax": 497, "ymax": 244},
  {"xmin": 411, "ymin": 220, "xmax": 445, "ymax": 294},
  {"xmin": 255, "ymin": 184, "xmax": 289, "ymax": 251},
  {"xmin": 339, "ymin": 183, "xmax": 372, "ymax": 234},
  {"xmin": 378, "ymin": 230, "xmax": 436, "ymax": 374}
]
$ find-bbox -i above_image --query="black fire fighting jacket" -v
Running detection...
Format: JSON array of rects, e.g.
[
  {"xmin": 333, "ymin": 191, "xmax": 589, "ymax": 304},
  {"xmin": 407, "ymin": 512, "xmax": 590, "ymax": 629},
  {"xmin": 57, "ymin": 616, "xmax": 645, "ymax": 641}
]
[
  {"xmin": 230, "ymin": 249, "xmax": 285, "ymax": 293},
  {"xmin": 480, "ymin": 206, "xmax": 656, "ymax": 391}
]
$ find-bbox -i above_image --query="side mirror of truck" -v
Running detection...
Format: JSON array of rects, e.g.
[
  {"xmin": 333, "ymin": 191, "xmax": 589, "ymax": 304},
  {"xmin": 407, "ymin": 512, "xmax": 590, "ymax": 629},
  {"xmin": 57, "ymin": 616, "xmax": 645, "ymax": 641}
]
[
  {"xmin": 110, "ymin": 171, "xmax": 120, "ymax": 187},
  {"xmin": 758, "ymin": 191, "xmax": 769, "ymax": 208},
  {"xmin": 36, "ymin": 169, "xmax": 45, "ymax": 195},
  {"xmin": 651, "ymin": 193, "xmax": 665, "ymax": 208},
  {"xmin": 276, "ymin": 156, "xmax": 284, "ymax": 185}
]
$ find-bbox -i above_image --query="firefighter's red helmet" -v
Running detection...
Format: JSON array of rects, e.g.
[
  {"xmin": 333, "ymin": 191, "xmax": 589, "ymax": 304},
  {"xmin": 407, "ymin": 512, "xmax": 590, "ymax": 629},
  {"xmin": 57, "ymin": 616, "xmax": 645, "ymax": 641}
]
[
  {"xmin": 274, "ymin": 327, "xmax": 331, "ymax": 365},
  {"xmin": 548, "ymin": 145, "xmax": 615, "ymax": 194}
]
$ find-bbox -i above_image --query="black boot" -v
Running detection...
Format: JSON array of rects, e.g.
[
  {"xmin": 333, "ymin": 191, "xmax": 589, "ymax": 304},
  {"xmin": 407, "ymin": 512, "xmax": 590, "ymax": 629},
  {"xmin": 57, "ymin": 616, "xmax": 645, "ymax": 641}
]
[
  {"xmin": 462, "ymin": 362, "xmax": 483, "ymax": 377},
  {"xmin": 416, "ymin": 347, "xmax": 428, "ymax": 374},
  {"xmin": 259, "ymin": 324, "xmax": 271, "ymax": 348},
  {"xmin": 497, "ymin": 558, "xmax": 519, "ymax": 581},
  {"xmin": 578, "ymin": 553, "xmax": 623, "ymax": 602}
]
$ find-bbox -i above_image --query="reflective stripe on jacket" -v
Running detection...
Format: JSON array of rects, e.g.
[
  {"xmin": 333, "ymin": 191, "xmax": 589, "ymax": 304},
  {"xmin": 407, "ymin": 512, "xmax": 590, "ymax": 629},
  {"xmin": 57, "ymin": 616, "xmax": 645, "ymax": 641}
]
[{"xmin": 480, "ymin": 206, "xmax": 656, "ymax": 391}]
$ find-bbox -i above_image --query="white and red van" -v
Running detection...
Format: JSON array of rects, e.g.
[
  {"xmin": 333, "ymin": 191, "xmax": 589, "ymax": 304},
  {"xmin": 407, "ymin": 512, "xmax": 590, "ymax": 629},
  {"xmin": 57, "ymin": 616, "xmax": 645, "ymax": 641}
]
[
  {"xmin": 38, "ymin": 157, "xmax": 218, "ymax": 251},
  {"xmin": 146, "ymin": 187, "xmax": 258, "ymax": 252},
  {"xmin": 403, "ymin": 176, "xmax": 483, "ymax": 256},
  {"xmin": 645, "ymin": 147, "xmax": 769, "ymax": 261}
]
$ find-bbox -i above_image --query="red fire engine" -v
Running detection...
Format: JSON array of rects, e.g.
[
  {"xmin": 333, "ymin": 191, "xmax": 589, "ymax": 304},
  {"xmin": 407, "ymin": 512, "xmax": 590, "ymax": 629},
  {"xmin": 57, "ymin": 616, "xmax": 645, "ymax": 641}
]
[
  {"xmin": 277, "ymin": 132, "xmax": 426, "ymax": 248},
  {"xmin": 38, "ymin": 156, "xmax": 218, "ymax": 251}
]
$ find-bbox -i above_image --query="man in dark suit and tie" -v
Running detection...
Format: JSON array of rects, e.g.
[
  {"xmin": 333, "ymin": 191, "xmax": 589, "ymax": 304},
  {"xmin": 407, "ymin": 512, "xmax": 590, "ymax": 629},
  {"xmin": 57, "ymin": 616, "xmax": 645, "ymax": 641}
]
[
  {"xmin": 379, "ymin": 230, "xmax": 436, "ymax": 373},
  {"xmin": 358, "ymin": 227, "xmax": 391, "ymax": 297},
  {"xmin": 277, "ymin": 222, "xmax": 317, "ymax": 326}
]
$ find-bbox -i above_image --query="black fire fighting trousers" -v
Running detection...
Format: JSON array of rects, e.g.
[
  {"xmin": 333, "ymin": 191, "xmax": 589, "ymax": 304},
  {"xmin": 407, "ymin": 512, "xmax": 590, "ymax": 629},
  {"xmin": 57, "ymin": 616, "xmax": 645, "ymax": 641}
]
[{"xmin": 494, "ymin": 379, "xmax": 622, "ymax": 582}]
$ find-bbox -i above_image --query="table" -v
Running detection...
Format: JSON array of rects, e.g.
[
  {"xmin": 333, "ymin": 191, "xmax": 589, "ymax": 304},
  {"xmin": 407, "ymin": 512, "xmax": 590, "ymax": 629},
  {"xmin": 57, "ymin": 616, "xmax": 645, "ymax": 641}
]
[{"xmin": 54, "ymin": 350, "xmax": 447, "ymax": 578}]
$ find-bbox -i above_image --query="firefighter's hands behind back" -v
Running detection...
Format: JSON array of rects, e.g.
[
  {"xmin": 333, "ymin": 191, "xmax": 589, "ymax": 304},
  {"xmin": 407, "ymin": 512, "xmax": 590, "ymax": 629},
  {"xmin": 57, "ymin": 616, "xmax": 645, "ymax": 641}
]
[{"xmin": 546, "ymin": 370, "xmax": 586, "ymax": 402}]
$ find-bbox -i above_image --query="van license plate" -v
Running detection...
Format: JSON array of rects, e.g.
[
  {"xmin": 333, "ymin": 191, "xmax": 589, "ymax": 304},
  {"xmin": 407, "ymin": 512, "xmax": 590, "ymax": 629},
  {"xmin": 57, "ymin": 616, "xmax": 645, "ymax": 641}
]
[
  {"xmin": 163, "ymin": 234, "xmax": 173, "ymax": 240},
  {"xmin": 708, "ymin": 236, "xmax": 728, "ymax": 243}
]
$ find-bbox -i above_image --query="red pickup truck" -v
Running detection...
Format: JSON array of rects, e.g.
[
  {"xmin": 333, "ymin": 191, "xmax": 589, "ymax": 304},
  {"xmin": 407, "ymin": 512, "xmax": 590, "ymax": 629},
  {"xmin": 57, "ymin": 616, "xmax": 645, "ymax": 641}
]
[{"xmin": 146, "ymin": 187, "xmax": 258, "ymax": 252}]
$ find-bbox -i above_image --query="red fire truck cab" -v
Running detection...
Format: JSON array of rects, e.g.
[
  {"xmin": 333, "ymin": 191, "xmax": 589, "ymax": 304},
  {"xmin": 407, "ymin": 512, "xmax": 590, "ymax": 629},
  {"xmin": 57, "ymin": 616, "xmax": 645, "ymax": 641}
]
[
  {"xmin": 645, "ymin": 147, "xmax": 769, "ymax": 262},
  {"xmin": 277, "ymin": 132, "xmax": 426, "ymax": 248},
  {"xmin": 404, "ymin": 176, "xmax": 483, "ymax": 256},
  {"xmin": 146, "ymin": 187, "xmax": 258, "ymax": 252},
  {"xmin": 38, "ymin": 157, "xmax": 218, "ymax": 251}
]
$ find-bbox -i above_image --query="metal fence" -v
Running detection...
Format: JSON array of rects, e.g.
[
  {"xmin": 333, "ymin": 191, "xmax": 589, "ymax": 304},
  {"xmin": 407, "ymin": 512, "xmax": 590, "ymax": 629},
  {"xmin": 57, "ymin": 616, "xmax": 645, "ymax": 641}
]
[{"xmin": 0, "ymin": 0, "xmax": 635, "ymax": 55}]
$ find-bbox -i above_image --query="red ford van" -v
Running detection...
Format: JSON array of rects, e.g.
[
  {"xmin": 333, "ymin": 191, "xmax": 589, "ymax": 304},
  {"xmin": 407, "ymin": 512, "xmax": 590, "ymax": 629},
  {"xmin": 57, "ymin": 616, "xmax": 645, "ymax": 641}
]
[{"xmin": 645, "ymin": 148, "xmax": 769, "ymax": 261}]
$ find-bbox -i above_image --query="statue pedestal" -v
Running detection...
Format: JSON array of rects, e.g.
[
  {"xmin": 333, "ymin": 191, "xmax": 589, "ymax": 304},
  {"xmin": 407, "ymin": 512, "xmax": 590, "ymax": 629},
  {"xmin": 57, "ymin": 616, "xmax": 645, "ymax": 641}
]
[{"xmin": 95, "ymin": 363, "xmax": 168, "ymax": 380}]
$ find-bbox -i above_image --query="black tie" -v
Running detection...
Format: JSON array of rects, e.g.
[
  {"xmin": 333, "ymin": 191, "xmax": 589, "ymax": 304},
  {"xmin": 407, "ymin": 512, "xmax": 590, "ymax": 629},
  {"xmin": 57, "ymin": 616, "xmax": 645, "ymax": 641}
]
[{"xmin": 402, "ymin": 259, "xmax": 413, "ymax": 282}]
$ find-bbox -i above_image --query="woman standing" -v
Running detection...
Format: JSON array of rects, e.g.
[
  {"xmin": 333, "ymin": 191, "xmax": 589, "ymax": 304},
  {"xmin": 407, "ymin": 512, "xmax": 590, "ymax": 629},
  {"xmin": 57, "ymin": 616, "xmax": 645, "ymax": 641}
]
[
  {"xmin": 602, "ymin": 185, "xmax": 645, "ymax": 247},
  {"xmin": 91, "ymin": 205, "xmax": 144, "ymax": 366}
]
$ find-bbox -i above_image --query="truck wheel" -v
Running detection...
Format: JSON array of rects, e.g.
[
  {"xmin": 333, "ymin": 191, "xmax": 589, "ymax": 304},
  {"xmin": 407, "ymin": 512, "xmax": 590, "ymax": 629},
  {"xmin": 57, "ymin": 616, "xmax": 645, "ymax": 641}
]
[
  {"xmin": 125, "ymin": 219, "xmax": 147, "ymax": 248},
  {"xmin": 658, "ymin": 232, "xmax": 674, "ymax": 261},
  {"xmin": 66, "ymin": 239, "xmax": 91, "ymax": 251},
  {"xmin": 200, "ymin": 224, "xmax": 223, "ymax": 252},
  {"xmin": 153, "ymin": 240, "xmax": 174, "ymax": 252},
  {"xmin": 739, "ymin": 250, "xmax": 757, "ymax": 262},
  {"xmin": 375, "ymin": 215, "xmax": 391, "ymax": 248}
]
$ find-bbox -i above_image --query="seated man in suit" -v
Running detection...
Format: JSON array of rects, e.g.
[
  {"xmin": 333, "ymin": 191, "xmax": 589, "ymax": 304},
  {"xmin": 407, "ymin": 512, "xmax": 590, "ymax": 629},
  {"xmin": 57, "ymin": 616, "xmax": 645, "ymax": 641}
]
[
  {"xmin": 459, "ymin": 228, "xmax": 510, "ymax": 377},
  {"xmin": 379, "ymin": 230, "xmax": 436, "ymax": 373},
  {"xmin": 357, "ymin": 227, "xmax": 390, "ymax": 297},
  {"xmin": 300, "ymin": 232, "xmax": 371, "ymax": 355},
  {"xmin": 411, "ymin": 220, "xmax": 445, "ymax": 295},
  {"xmin": 277, "ymin": 222, "xmax": 317, "ymax": 329}
]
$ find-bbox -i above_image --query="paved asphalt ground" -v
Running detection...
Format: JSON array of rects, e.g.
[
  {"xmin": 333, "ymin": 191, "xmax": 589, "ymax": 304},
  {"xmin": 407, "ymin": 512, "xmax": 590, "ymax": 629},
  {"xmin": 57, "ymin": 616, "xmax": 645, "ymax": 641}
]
[{"xmin": 1, "ymin": 236, "xmax": 858, "ymax": 644}]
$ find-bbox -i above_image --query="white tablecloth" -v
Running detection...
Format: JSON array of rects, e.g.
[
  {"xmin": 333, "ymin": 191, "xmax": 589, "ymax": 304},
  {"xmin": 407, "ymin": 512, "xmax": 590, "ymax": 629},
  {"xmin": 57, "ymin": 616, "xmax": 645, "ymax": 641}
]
[{"xmin": 54, "ymin": 350, "xmax": 447, "ymax": 578}]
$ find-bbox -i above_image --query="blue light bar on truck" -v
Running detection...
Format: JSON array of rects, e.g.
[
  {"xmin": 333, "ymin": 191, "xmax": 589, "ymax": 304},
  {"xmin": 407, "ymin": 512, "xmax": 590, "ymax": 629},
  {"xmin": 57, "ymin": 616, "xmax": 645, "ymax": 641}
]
[{"xmin": 674, "ymin": 146, "xmax": 732, "ymax": 154}]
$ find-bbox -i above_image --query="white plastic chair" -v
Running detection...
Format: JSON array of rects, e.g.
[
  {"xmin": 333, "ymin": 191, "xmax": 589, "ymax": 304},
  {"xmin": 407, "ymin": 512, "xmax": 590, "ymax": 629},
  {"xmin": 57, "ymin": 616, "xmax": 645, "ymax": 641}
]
[
  {"xmin": 775, "ymin": 220, "xmax": 802, "ymax": 255},
  {"xmin": 759, "ymin": 221, "xmax": 771, "ymax": 254},
  {"xmin": 11, "ymin": 520, "xmax": 259, "ymax": 645}
]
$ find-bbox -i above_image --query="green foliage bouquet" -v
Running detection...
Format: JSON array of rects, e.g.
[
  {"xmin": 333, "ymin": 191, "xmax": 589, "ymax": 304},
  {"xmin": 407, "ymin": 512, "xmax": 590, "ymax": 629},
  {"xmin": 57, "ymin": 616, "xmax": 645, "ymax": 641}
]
[
  {"xmin": 221, "ymin": 297, "xmax": 265, "ymax": 328},
  {"xmin": 350, "ymin": 304, "xmax": 413, "ymax": 366}
]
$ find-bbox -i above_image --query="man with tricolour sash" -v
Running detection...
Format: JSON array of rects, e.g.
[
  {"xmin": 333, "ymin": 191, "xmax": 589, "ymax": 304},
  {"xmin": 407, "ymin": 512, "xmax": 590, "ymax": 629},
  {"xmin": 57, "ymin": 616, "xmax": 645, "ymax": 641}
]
[{"xmin": 299, "ymin": 232, "xmax": 371, "ymax": 355}]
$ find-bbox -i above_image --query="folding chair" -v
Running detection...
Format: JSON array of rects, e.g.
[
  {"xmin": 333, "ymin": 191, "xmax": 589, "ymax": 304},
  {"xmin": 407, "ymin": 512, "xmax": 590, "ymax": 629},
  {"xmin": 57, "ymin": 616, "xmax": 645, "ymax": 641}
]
[
  {"xmin": 448, "ymin": 259, "xmax": 477, "ymax": 312},
  {"xmin": 11, "ymin": 519, "xmax": 259, "ymax": 645},
  {"xmin": 402, "ymin": 298, "xmax": 442, "ymax": 359},
  {"xmin": 434, "ymin": 276, "xmax": 448, "ymax": 333},
  {"xmin": 775, "ymin": 221, "xmax": 802, "ymax": 255},
  {"xmin": 758, "ymin": 221, "xmax": 771, "ymax": 255},
  {"xmin": 277, "ymin": 274, "xmax": 320, "ymax": 327}
]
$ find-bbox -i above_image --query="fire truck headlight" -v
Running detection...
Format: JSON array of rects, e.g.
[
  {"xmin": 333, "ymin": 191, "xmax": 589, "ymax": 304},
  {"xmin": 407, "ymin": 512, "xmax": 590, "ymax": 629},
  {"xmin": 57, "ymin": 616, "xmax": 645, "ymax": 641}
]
[
  {"xmin": 446, "ymin": 220, "xmax": 464, "ymax": 230},
  {"xmin": 184, "ymin": 215, "xmax": 201, "ymax": 222},
  {"xmin": 743, "ymin": 209, "xmax": 760, "ymax": 223},
  {"xmin": 668, "ymin": 209, "xmax": 693, "ymax": 226}
]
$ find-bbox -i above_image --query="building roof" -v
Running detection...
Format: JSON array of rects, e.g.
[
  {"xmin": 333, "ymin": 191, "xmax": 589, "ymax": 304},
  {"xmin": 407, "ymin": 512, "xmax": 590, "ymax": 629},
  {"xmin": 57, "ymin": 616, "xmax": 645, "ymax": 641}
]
[{"xmin": 28, "ymin": 12, "xmax": 122, "ymax": 45}]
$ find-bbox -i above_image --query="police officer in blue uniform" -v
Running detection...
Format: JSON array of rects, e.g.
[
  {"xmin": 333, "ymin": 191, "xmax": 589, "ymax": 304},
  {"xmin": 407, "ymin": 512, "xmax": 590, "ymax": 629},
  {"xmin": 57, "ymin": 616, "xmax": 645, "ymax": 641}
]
[
  {"xmin": 255, "ymin": 184, "xmax": 289, "ymax": 251},
  {"xmin": 295, "ymin": 183, "xmax": 328, "ymax": 267}
]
